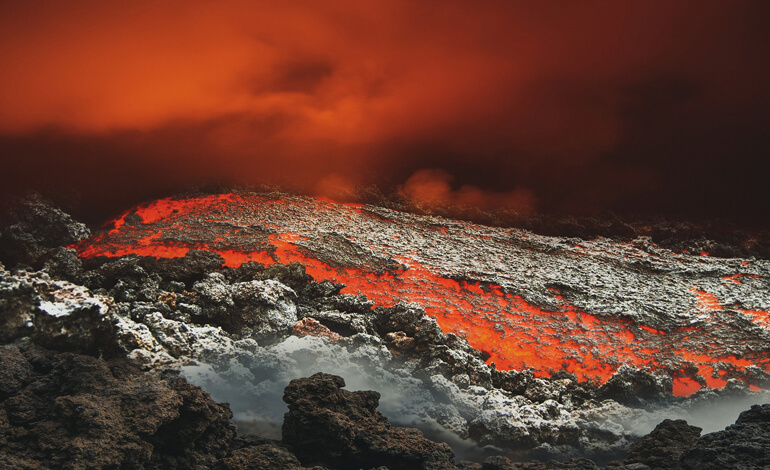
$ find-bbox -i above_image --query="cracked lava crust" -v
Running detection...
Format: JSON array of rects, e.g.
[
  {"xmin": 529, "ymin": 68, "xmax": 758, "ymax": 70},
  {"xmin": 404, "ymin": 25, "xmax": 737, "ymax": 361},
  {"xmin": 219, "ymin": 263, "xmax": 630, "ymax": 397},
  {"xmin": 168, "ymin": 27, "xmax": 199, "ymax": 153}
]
[{"xmin": 72, "ymin": 192, "xmax": 770, "ymax": 396}]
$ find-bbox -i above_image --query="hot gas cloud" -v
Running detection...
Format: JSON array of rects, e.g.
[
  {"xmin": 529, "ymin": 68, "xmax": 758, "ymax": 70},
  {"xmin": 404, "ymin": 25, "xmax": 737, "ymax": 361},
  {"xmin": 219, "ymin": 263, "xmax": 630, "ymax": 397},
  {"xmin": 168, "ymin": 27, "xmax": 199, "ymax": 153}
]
[{"xmin": 1, "ymin": 1, "xmax": 769, "ymax": 224}]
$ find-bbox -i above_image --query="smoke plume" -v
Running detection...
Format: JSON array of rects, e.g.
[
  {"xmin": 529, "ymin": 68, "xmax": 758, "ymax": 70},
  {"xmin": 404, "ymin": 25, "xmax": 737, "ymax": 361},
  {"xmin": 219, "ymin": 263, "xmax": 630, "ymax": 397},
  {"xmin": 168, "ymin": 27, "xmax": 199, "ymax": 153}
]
[{"xmin": 2, "ymin": 1, "xmax": 769, "ymax": 225}]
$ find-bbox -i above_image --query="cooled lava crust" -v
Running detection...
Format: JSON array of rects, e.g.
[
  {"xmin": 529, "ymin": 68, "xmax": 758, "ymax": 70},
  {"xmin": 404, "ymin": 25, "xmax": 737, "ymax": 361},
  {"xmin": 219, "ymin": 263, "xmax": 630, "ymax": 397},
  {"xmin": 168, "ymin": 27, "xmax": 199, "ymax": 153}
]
[{"xmin": 73, "ymin": 193, "xmax": 770, "ymax": 396}]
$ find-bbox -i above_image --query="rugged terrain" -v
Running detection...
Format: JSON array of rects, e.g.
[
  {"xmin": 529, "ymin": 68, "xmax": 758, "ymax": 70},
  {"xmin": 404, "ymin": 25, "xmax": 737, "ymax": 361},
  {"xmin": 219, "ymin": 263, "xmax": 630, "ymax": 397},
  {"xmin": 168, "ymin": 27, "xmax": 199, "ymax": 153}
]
[
  {"xmin": 73, "ymin": 192, "xmax": 770, "ymax": 395},
  {"xmin": 1, "ymin": 193, "xmax": 769, "ymax": 469}
]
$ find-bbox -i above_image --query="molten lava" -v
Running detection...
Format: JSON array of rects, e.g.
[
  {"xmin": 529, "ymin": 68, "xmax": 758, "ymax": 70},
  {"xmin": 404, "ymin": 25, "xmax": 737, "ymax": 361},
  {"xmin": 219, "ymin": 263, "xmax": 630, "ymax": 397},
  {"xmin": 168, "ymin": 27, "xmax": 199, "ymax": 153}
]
[{"xmin": 73, "ymin": 193, "xmax": 770, "ymax": 396}]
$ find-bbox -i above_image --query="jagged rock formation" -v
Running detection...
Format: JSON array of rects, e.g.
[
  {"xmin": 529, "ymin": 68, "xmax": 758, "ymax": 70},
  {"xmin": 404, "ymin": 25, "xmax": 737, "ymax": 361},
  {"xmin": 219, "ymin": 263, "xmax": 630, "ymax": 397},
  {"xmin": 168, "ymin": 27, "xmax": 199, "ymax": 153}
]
[
  {"xmin": 0, "ymin": 345, "xmax": 236, "ymax": 469},
  {"xmin": 680, "ymin": 404, "xmax": 770, "ymax": 470},
  {"xmin": 623, "ymin": 419, "xmax": 702, "ymax": 469},
  {"xmin": 0, "ymin": 194, "xmax": 89, "ymax": 268},
  {"xmin": 1, "ymin": 194, "xmax": 769, "ymax": 469},
  {"xmin": 0, "ymin": 255, "xmax": 648, "ymax": 461},
  {"xmin": 71, "ymin": 193, "xmax": 770, "ymax": 396},
  {"xmin": 282, "ymin": 372, "xmax": 455, "ymax": 469},
  {"xmin": 0, "ymin": 268, "xmax": 112, "ymax": 354}
]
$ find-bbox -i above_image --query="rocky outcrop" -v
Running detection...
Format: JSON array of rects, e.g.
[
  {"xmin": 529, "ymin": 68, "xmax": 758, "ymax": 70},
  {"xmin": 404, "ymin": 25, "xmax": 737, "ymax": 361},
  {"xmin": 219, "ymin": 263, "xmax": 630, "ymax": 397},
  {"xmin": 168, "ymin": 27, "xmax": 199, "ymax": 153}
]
[
  {"xmin": 474, "ymin": 456, "xmax": 605, "ymax": 469},
  {"xmin": 0, "ymin": 194, "xmax": 89, "ymax": 268},
  {"xmin": 0, "ymin": 345, "xmax": 235, "ymax": 470},
  {"xmin": 0, "ymin": 266, "xmax": 112, "ymax": 354},
  {"xmin": 191, "ymin": 272, "xmax": 299, "ymax": 339},
  {"xmin": 2, "ymin": 235, "xmax": 767, "ymax": 465},
  {"xmin": 219, "ymin": 436, "xmax": 305, "ymax": 469},
  {"xmin": 292, "ymin": 317, "xmax": 344, "ymax": 343},
  {"xmin": 70, "ymin": 193, "xmax": 770, "ymax": 400},
  {"xmin": 282, "ymin": 372, "xmax": 455, "ymax": 469},
  {"xmin": 623, "ymin": 419, "xmax": 701, "ymax": 470},
  {"xmin": 597, "ymin": 367, "xmax": 672, "ymax": 408},
  {"xmin": 2, "ymin": 193, "xmax": 770, "ymax": 469},
  {"xmin": 681, "ymin": 404, "xmax": 770, "ymax": 470}
]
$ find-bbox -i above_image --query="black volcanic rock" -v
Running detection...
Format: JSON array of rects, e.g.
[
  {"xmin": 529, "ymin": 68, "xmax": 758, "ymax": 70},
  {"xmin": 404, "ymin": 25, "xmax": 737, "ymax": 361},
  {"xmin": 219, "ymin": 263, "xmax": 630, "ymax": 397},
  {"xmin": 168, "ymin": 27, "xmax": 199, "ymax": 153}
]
[
  {"xmin": 42, "ymin": 246, "xmax": 85, "ymax": 282},
  {"xmin": 81, "ymin": 254, "xmax": 151, "ymax": 294},
  {"xmin": 282, "ymin": 372, "xmax": 456, "ymax": 469},
  {"xmin": 141, "ymin": 249, "xmax": 226, "ymax": 284},
  {"xmin": 680, "ymin": 404, "xmax": 770, "ymax": 470},
  {"xmin": 220, "ymin": 436, "xmax": 304, "ymax": 469},
  {"xmin": 597, "ymin": 367, "xmax": 672, "ymax": 408},
  {"xmin": 0, "ymin": 194, "xmax": 90, "ymax": 268},
  {"xmin": 259, "ymin": 262, "xmax": 314, "ymax": 293},
  {"xmin": 4, "ymin": 193, "xmax": 770, "ymax": 469},
  {"xmin": 475, "ymin": 455, "xmax": 607, "ymax": 469},
  {"xmin": 624, "ymin": 419, "xmax": 701, "ymax": 470},
  {"xmin": 0, "ymin": 345, "xmax": 236, "ymax": 470}
]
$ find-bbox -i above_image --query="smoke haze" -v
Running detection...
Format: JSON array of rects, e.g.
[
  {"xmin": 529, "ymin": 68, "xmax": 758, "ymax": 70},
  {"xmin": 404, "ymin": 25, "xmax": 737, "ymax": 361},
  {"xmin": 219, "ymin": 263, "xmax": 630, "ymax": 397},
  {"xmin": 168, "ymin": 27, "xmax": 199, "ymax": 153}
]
[{"xmin": 2, "ymin": 1, "xmax": 769, "ymax": 225}]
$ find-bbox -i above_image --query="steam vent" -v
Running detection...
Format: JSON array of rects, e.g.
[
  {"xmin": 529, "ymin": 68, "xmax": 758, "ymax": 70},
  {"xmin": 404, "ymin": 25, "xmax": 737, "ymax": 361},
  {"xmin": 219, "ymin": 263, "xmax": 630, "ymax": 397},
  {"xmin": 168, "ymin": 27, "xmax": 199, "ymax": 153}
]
[{"xmin": 73, "ymin": 193, "xmax": 770, "ymax": 397}]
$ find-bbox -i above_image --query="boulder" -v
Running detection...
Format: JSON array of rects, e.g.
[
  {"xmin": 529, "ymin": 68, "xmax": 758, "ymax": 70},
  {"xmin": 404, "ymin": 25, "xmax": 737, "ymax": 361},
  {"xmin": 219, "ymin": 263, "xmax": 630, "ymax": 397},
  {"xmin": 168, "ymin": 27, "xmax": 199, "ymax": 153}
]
[
  {"xmin": 282, "ymin": 372, "xmax": 455, "ymax": 469},
  {"xmin": 624, "ymin": 419, "xmax": 701, "ymax": 470},
  {"xmin": 0, "ymin": 195, "xmax": 89, "ymax": 268}
]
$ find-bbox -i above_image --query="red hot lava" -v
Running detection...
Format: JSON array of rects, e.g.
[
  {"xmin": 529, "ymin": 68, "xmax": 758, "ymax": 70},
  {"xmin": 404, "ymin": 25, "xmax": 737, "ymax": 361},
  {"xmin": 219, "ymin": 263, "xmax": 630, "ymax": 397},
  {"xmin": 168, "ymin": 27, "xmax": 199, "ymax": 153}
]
[{"xmin": 73, "ymin": 194, "xmax": 770, "ymax": 396}]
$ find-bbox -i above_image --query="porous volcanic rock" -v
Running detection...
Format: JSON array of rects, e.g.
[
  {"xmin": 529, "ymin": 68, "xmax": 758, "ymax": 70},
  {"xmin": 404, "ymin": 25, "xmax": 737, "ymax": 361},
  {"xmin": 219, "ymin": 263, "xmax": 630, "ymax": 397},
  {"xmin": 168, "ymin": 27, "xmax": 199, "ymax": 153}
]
[
  {"xmin": 623, "ymin": 419, "xmax": 701, "ymax": 470},
  {"xmin": 680, "ymin": 404, "xmax": 770, "ymax": 470},
  {"xmin": 0, "ymin": 265, "xmax": 112, "ymax": 354},
  {"xmin": 3, "ymin": 235, "xmax": 765, "ymax": 464},
  {"xmin": 219, "ymin": 436, "xmax": 305, "ymax": 469},
  {"xmin": 3, "ymin": 194, "xmax": 770, "ymax": 469},
  {"xmin": 0, "ymin": 345, "xmax": 236, "ymax": 470},
  {"xmin": 292, "ymin": 316, "xmax": 344, "ymax": 343},
  {"xmin": 476, "ymin": 456, "xmax": 605, "ymax": 469},
  {"xmin": 191, "ymin": 272, "xmax": 299, "ymax": 338},
  {"xmin": 597, "ymin": 366, "xmax": 672, "ymax": 408},
  {"xmin": 282, "ymin": 372, "xmax": 456, "ymax": 469},
  {"xmin": 71, "ymin": 193, "xmax": 770, "ymax": 397},
  {"xmin": 0, "ymin": 194, "xmax": 90, "ymax": 268}
]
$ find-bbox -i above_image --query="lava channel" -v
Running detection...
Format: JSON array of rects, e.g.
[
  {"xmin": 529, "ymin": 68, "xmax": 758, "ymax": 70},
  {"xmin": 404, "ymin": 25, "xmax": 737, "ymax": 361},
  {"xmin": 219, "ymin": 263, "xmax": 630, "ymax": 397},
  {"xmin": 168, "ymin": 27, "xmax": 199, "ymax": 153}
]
[{"xmin": 72, "ymin": 193, "xmax": 770, "ymax": 396}]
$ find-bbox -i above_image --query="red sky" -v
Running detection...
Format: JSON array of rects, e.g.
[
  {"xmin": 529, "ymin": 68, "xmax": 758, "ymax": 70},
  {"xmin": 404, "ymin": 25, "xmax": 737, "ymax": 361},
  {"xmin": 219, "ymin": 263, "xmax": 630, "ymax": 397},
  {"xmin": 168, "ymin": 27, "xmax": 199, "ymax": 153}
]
[{"xmin": 2, "ymin": 1, "xmax": 769, "ymax": 224}]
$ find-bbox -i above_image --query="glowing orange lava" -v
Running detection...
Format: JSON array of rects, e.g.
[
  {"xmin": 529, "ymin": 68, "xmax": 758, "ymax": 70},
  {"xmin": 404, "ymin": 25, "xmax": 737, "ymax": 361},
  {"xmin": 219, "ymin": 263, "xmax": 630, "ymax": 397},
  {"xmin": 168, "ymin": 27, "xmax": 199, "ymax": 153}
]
[{"xmin": 72, "ymin": 194, "xmax": 770, "ymax": 396}]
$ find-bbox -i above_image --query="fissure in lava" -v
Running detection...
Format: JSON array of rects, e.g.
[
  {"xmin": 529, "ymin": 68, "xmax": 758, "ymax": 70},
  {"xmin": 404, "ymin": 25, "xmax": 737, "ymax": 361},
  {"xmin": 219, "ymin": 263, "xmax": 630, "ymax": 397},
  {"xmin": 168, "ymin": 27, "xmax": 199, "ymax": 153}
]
[{"xmin": 72, "ymin": 194, "xmax": 770, "ymax": 396}]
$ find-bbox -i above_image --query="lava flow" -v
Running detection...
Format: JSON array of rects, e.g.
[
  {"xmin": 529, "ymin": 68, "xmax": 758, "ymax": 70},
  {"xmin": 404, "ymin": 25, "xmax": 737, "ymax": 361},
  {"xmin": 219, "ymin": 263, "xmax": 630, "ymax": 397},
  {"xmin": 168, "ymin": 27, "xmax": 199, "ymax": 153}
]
[{"xmin": 73, "ymin": 193, "xmax": 770, "ymax": 396}]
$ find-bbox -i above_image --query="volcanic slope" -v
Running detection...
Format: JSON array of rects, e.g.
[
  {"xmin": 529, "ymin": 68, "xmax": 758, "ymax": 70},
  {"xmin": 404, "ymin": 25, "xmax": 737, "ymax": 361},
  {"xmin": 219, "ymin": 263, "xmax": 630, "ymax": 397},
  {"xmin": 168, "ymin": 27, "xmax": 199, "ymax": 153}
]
[{"xmin": 73, "ymin": 193, "xmax": 770, "ymax": 396}]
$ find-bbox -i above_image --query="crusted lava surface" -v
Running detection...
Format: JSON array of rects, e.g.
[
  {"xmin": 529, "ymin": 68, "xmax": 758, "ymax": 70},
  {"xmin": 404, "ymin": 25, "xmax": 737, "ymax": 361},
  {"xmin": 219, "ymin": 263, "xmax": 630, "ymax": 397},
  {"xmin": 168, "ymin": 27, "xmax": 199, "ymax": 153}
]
[
  {"xmin": 73, "ymin": 192, "xmax": 770, "ymax": 396},
  {"xmin": 3, "ymin": 193, "xmax": 770, "ymax": 469}
]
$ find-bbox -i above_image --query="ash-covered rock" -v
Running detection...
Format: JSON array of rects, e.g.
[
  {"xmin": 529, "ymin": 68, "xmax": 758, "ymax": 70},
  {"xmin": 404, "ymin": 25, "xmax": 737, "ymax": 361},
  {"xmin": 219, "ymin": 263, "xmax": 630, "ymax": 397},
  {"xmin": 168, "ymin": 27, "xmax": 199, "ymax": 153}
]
[
  {"xmin": 421, "ymin": 207, "xmax": 770, "ymax": 261},
  {"xmin": 3, "ymin": 250, "xmax": 767, "ymax": 465},
  {"xmin": 191, "ymin": 272, "xmax": 298, "ymax": 339},
  {"xmin": 0, "ymin": 264, "xmax": 112, "ymax": 353},
  {"xmin": 2, "ymin": 197, "xmax": 769, "ymax": 469}
]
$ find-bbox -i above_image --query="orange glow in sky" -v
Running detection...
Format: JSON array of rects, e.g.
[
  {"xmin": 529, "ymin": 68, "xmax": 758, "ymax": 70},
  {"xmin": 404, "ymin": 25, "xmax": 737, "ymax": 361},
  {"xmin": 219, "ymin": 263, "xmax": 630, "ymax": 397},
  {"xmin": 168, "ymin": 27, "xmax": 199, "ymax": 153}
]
[{"xmin": 2, "ymin": 1, "xmax": 770, "ymax": 224}]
